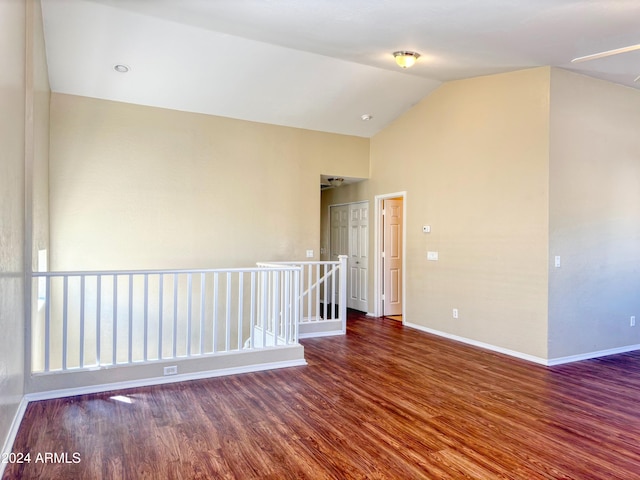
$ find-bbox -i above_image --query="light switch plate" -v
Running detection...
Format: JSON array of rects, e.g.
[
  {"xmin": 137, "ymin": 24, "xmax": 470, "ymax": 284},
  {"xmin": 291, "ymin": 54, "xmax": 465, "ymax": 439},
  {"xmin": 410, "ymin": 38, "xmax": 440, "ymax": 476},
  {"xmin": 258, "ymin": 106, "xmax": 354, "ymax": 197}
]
[
  {"xmin": 427, "ymin": 251, "xmax": 438, "ymax": 261},
  {"xmin": 306, "ymin": 250, "xmax": 314, "ymax": 258}
]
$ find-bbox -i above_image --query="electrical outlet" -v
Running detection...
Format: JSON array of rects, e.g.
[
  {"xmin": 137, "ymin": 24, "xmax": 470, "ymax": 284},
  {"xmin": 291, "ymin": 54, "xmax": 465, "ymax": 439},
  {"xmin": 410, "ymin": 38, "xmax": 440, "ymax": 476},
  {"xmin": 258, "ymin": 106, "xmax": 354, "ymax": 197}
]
[
  {"xmin": 452, "ymin": 308, "xmax": 459, "ymax": 319},
  {"xmin": 631, "ymin": 316, "xmax": 636, "ymax": 327},
  {"xmin": 164, "ymin": 365, "xmax": 178, "ymax": 376}
]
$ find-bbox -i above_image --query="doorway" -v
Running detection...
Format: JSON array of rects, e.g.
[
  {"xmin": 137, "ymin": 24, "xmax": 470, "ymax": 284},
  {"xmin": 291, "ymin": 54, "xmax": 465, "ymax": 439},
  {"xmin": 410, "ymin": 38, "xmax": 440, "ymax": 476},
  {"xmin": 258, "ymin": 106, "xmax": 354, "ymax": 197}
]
[
  {"xmin": 329, "ymin": 201, "xmax": 368, "ymax": 313},
  {"xmin": 375, "ymin": 193, "xmax": 406, "ymax": 319}
]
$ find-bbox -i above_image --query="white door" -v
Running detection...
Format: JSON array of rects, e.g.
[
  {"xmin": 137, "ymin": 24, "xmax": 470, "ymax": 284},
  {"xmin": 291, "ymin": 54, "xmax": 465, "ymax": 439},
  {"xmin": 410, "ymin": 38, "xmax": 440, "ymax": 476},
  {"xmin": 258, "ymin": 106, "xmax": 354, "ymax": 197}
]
[
  {"xmin": 330, "ymin": 205, "xmax": 349, "ymax": 306},
  {"xmin": 330, "ymin": 202, "xmax": 368, "ymax": 312},
  {"xmin": 330, "ymin": 205, "xmax": 349, "ymax": 260},
  {"xmin": 383, "ymin": 198, "xmax": 403, "ymax": 316},
  {"xmin": 348, "ymin": 202, "xmax": 368, "ymax": 312}
]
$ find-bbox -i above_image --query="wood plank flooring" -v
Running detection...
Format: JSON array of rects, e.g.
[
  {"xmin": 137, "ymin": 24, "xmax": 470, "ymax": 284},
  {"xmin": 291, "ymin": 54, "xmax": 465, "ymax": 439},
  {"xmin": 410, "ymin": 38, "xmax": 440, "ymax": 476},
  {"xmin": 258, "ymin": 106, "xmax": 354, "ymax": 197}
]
[{"xmin": 5, "ymin": 311, "xmax": 640, "ymax": 479}]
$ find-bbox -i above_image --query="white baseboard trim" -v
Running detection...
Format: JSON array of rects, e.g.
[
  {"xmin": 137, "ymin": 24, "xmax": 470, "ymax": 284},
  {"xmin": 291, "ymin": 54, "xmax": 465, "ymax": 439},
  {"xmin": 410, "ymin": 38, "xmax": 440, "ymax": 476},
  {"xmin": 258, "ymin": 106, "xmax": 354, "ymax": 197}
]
[
  {"xmin": 404, "ymin": 322, "xmax": 640, "ymax": 366},
  {"xmin": 299, "ymin": 331, "xmax": 344, "ymax": 339},
  {"xmin": 404, "ymin": 322, "xmax": 549, "ymax": 365},
  {"xmin": 1, "ymin": 396, "xmax": 29, "ymax": 478},
  {"xmin": 25, "ymin": 358, "xmax": 307, "ymax": 402},
  {"xmin": 547, "ymin": 344, "xmax": 640, "ymax": 366}
]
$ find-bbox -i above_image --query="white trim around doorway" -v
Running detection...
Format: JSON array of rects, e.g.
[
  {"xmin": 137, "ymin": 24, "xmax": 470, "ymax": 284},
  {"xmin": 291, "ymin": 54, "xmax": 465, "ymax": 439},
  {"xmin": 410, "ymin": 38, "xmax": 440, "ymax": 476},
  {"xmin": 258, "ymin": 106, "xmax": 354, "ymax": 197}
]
[{"xmin": 373, "ymin": 192, "xmax": 407, "ymax": 320}]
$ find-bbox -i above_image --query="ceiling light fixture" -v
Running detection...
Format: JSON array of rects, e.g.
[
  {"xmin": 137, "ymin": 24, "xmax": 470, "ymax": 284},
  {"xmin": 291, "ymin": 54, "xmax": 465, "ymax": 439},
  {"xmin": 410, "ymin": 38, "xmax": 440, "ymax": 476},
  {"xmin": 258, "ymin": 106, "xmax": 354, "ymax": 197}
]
[
  {"xmin": 328, "ymin": 178, "xmax": 344, "ymax": 187},
  {"xmin": 361, "ymin": 114, "xmax": 373, "ymax": 121},
  {"xmin": 635, "ymin": 75, "xmax": 640, "ymax": 83},
  {"xmin": 393, "ymin": 51, "xmax": 420, "ymax": 69},
  {"xmin": 113, "ymin": 64, "xmax": 130, "ymax": 73}
]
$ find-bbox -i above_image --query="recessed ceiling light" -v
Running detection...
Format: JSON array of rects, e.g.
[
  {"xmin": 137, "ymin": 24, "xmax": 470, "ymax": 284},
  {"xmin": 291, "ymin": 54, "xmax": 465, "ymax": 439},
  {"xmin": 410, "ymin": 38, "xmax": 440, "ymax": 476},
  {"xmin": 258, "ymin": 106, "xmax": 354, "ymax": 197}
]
[
  {"xmin": 113, "ymin": 64, "xmax": 130, "ymax": 73},
  {"xmin": 361, "ymin": 114, "xmax": 373, "ymax": 121},
  {"xmin": 393, "ymin": 51, "xmax": 420, "ymax": 69}
]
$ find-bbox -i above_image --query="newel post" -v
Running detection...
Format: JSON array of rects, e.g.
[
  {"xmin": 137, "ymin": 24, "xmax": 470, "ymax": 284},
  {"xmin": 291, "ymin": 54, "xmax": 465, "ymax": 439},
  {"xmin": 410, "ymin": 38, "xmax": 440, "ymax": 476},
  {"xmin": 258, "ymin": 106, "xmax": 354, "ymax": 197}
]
[{"xmin": 338, "ymin": 255, "xmax": 348, "ymax": 333}]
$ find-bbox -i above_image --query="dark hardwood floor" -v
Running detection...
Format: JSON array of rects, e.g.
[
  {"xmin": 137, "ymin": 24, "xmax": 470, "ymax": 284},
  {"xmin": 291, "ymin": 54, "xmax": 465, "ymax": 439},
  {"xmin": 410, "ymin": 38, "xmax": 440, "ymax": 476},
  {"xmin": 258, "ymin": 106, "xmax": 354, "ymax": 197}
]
[{"xmin": 5, "ymin": 311, "xmax": 640, "ymax": 479}]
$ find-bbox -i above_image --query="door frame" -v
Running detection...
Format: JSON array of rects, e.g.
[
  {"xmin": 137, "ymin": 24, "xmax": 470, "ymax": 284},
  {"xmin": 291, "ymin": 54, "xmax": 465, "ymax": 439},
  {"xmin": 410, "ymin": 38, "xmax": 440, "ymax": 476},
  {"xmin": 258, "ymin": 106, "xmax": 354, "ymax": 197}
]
[{"xmin": 373, "ymin": 192, "xmax": 407, "ymax": 320}]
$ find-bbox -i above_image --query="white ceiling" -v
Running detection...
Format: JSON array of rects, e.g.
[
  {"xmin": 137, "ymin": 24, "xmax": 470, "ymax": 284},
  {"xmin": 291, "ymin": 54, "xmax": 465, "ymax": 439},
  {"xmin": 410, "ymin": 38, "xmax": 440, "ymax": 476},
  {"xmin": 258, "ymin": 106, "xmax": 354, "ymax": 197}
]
[{"xmin": 41, "ymin": 0, "xmax": 640, "ymax": 138}]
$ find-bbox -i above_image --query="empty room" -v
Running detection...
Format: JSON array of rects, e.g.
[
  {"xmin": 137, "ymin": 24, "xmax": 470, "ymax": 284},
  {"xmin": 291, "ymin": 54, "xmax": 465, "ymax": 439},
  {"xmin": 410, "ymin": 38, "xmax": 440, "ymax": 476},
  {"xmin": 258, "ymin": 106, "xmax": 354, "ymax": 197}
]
[{"xmin": 2, "ymin": 0, "xmax": 640, "ymax": 478}]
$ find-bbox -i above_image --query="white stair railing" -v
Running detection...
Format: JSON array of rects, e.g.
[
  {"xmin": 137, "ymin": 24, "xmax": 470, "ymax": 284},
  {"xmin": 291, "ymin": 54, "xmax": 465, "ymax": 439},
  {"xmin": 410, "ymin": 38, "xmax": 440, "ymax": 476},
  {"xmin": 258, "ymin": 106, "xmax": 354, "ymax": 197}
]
[
  {"xmin": 31, "ymin": 265, "xmax": 301, "ymax": 374},
  {"xmin": 257, "ymin": 255, "xmax": 347, "ymax": 338}
]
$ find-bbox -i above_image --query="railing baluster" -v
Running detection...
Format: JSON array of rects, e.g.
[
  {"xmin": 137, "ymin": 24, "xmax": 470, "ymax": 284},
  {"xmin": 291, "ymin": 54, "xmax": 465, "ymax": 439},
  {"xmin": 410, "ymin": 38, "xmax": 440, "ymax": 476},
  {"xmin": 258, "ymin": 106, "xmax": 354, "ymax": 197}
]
[
  {"xmin": 284, "ymin": 270, "xmax": 290, "ymax": 343},
  {"xmin": 200, "ymin": 273, "xmax": 205, "ymax": 355},
  {"xmin": 96, "ymin": 275, "xmax": 101, "ymax": 366},
  {"xmin": 315, "ymin": 264, "xmax": 320, "ymax": 321},
  {"xmin": 339, "ymin": 255, "xmax": 348, "ymax": 333},
  {"xmin": 323, "ymin": 264, "xmax": 328, "ymax": 320},
  {"xmin": 212, "ymin": 272, "xmax": 219, "ymax": 353},
  {"xmin": 306, "ymin": 264, "xmax": 312, "ymax": 322},
  {"xmin": 44, "ymin": 276, "xmax": 50, "ymax": 372},
  {"xmin": 187, "ymin": 273, "xmax": 193, "ymax": 357},
  {"xmin": 261, "ymin": 270, "xmax": 267, "ymax": 348},
  {"xmin": 298, "ymin": 266, "xmax": 304, "ymax": 328},
  {"xmin": 249, "ymin": 271, "xmax": 256, "ymax": 350},
  {"xmin": 293, "ymin": 269, "xmax": 300, "ymax": 342},
  {"xmin": 80, "ymin": 275, "xmax": 85, "ymax": 368},
  {"xmin": 273, "ymin": 270, "xmax": 280, "ymax": 345},
  {"xmin": 173, "ymin": 273, "xmax": 178, "ymax": 359},
  {"xmin": 144, "ymin": 274, "xmax": 149, "ymax": 361},
  {"xmin": 128, "ymin": 274, "xmax": 133, "ymax": 364},
  {"xmin": 331, "ymin": 265, "xmax": 336, "ymax": 320},
  {"xmin": 113, "ymin": 275, "xmax": 118, "ymax": 365},
  {"xmin": 158, "ymin": 274, "xmax": 164, "ymax": 360},
  {"xmin": 226, "ymin": 273, "xmax": 232, "ymax": 352},
  {"xmin": 237, "ymin": 272, "xmax": 244, "ymax": 351},
  {"xmin": 62, "ymin": 276, "xmax": 68, "ymax": 370}
]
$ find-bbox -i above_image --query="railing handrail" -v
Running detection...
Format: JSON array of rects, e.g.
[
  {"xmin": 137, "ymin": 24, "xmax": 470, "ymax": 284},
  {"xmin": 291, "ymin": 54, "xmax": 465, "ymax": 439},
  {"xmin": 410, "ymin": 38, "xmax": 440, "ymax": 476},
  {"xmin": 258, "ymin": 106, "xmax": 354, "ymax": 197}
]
[
  {"xmin": 33, "ymin": 265, "xmax": 302, "ymax": 277},
  {"xmin": 257, "ymin": 260, "xmax": 341, "ymax": 266}
]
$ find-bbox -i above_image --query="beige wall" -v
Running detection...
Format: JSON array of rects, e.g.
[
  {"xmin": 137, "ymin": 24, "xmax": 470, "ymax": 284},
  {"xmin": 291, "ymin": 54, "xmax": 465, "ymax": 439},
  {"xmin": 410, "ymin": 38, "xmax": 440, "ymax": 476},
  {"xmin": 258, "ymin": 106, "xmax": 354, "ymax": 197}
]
[
  {"xmin": 49, "ymin": 94, "xmax": 369, "ymax": 271},
  {"xmin": 548, "ymin": 69, "xmax": 640, "ymax": 358},
  {"xmin": 369, "ymin": 68, "xmax": 551, "ymax": 358},
  {"xmin": 0, "ymin": 0, "xmax": 26, "ymax": 456}
]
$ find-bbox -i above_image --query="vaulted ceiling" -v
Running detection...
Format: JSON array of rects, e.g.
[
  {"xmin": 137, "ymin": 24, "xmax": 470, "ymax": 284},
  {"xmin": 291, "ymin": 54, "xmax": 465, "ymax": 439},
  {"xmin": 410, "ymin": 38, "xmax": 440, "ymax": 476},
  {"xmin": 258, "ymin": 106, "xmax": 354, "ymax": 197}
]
[{"xmin": 41, "ymin": 0, "xmax": 640, "ymax": 137}]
